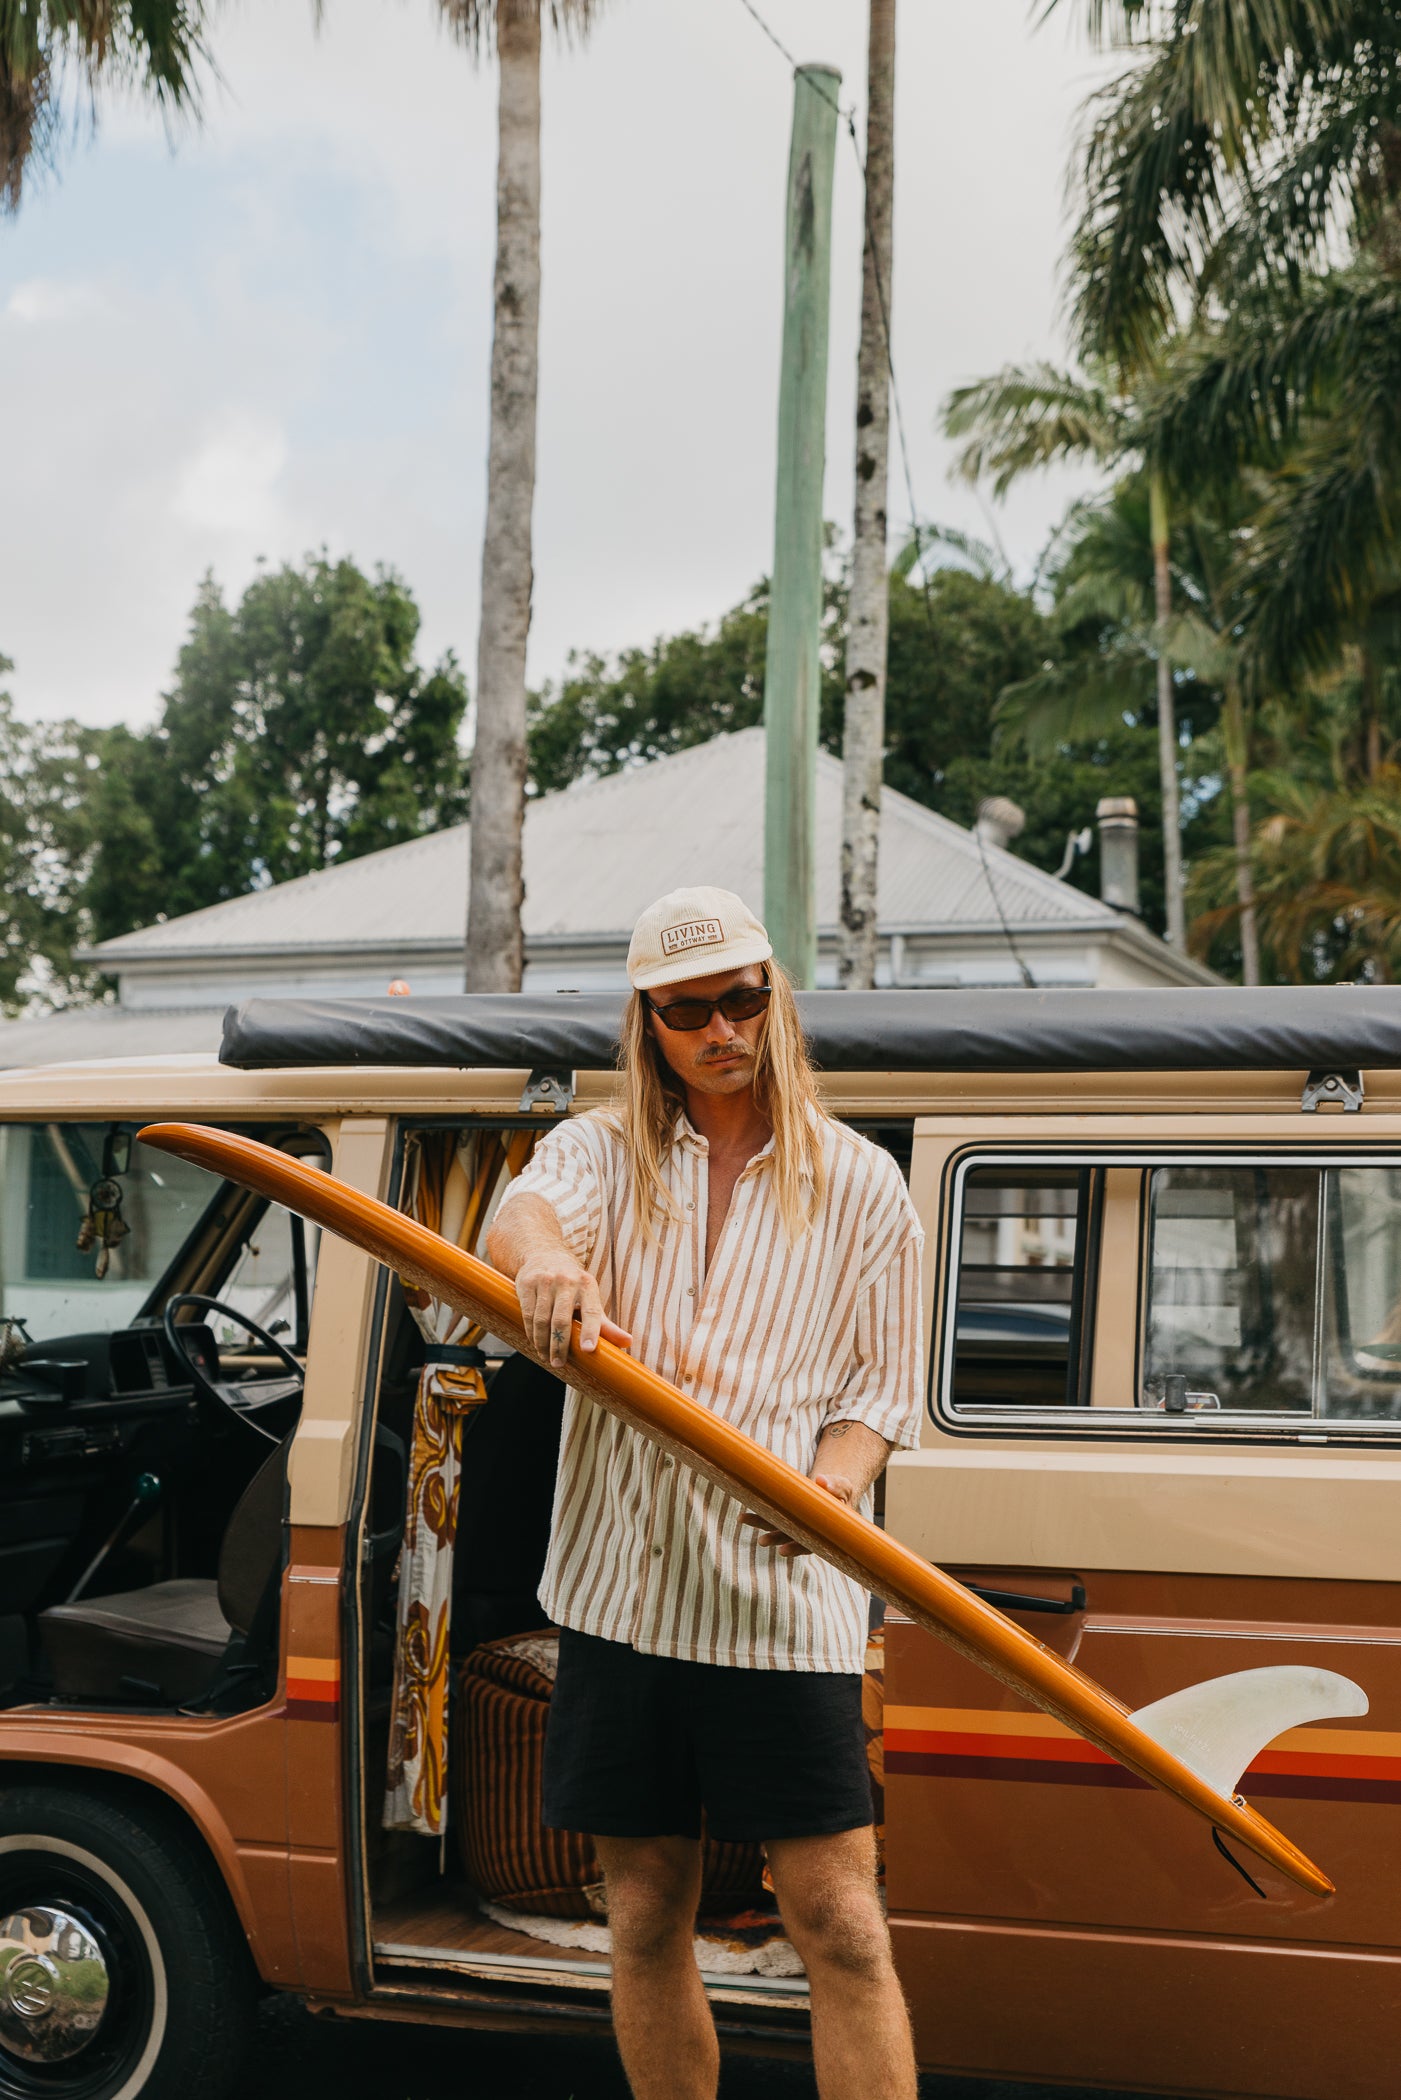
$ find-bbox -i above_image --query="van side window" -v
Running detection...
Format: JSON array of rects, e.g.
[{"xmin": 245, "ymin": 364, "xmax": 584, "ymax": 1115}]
[
  {"xmin": 1325, "ymin": 1167, "xmax": 1401, "ymax": 1419},
  {"xmin": 943, "ymin": 1154, "xmax": 1401, "ymax": 1430},
  {"xmin": 1142, "ymin": 1167, "xmax": 1318, "ymax": 1413},
  {"xmin": 950, "ymin": 1166, "xmax": 1095, "ymax": 1408}
]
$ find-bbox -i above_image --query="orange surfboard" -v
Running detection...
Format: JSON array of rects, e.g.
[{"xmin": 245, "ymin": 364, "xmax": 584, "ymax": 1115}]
[{"xmin": 139, "ymin": 1121, "xmax": 1346, "ymax": 1899}]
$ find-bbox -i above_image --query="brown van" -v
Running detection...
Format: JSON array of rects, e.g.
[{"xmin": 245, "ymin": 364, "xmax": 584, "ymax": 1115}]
[{"xmin": 0, "ymin": 985, "xmax": 1395, "ymax": 2100}]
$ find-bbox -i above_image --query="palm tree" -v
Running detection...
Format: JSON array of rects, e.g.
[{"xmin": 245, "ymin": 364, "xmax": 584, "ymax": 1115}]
[
  {"xmin": 992, "ymin": 474, "xmax": 1268, "ymax": 976},
  {"xmin": 0, "ymin": 0, "xmax": 212, "ymax": 210},
  {"xmin": 839, "ymin": 0, "xmax": 896, "ymax": 991},
  {"xmin": 943, "ymin": 362, "xmax": 1188, "ymax": 946},
  {"xmin": 453, "ymin": 0, "xmax": 601, "ymax": 993},
  {"xmin": 1052, "ymin": 1, "xmax": 1394, "ymax": 367},
  {"xmin": 1192, "ymin": 762, "xmax": 1401, "ymax": 984},
  {"xmin": 1049, "ymin": 3, "xmax": 1401, "ymax": 689},
  {"xmin": 1134, "ymin": 267, "xmax": 1401, "ymax": 694}
]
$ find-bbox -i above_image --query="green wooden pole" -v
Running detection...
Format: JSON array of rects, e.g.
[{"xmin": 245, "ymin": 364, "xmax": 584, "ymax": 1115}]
[{"xmin": 763, "ymin": 63, "xmax": 841, "ymax": 987}]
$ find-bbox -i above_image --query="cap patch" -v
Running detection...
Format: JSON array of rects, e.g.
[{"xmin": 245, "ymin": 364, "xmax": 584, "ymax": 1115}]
[{"xmin": 660, "ymin": 917, "xmax": 724, "ymax": 957}]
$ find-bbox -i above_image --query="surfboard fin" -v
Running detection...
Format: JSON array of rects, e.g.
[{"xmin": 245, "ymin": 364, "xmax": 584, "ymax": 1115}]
[{"xmin": 1131, "ymin": 1664, "xmax": 1368, "ymax": 1797}]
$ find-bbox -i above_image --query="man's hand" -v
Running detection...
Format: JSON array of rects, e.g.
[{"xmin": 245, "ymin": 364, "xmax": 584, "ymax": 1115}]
[
  {"xmin": 515, "ymin": 1248, "xmax": 632, "ymax": 1372},
  {"xmin": 742, "ymin": 1472, "xmax": 857, "ymax": 1557},
  {"xmin": 488, "ymin": 1190, "xmax": 633, "ymax": 1374},
  {"xmin": 742, "ymin": 1420, "xmax": 893, "ymax": 1556}
]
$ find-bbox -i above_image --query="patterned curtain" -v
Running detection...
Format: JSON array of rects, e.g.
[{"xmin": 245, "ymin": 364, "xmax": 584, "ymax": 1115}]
[{"xmin": 382, "ymin": 1126, "xmax": 536, "ymax": 1836}]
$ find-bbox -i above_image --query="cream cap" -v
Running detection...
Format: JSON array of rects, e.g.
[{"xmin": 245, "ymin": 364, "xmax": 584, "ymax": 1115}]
[{"xmin": 627, "ymin": 886, "xmax": 773, "ymax": 992}]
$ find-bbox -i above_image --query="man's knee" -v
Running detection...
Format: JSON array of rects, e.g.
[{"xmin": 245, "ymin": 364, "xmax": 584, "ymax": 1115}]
[
  {"xmin": 767, "ymin": 1831, "xmax": 894, "ymax": 1981},
  {"xmin": 595, "ymin": 1835, "xmax": 702, "ymax": 1963}
]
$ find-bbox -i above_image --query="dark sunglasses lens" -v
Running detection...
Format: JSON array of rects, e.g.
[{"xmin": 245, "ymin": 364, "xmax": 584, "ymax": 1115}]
[
  {"xmin": 719, "ymin": 988, "xmax": 771, "ymax": 1022},
  {"xmin": 656, "ymin": 1000, "xmax": 711, "ymax": 1030}
]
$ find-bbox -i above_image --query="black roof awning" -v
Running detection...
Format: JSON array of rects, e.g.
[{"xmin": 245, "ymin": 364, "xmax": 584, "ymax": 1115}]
[{"xmin": 218, "ymin": 986, "xmax": 1401, "ymax": 1077}]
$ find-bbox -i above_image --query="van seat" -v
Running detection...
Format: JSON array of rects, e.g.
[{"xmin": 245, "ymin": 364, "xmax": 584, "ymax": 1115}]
[
  {"xmin": 41, "ymin": 1580, "xmax": 227, "ymax": 1705},
  {"xmin": 38, "ymin": 1438, "xmax": 289, "ymax": 1708}
]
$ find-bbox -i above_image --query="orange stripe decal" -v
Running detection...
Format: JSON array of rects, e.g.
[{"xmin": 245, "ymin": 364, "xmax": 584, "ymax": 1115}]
[
  {"xmin": 286, "ymin": 1656, "xmax": 340, "ymax": 1722},
  {"xmin": 886, "ymin": 1707, "xmax": 1401, "ymax": 1797}
]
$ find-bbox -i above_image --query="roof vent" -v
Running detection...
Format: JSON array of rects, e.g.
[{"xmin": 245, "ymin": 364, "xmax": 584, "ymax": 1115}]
[
  {"xmin": 1096, "ymin": 796, "xmax": 1140, "ymax": 917},
  {"xmin": 974, "ymin": 797, "xmax": 1026, "ymax": 853}
]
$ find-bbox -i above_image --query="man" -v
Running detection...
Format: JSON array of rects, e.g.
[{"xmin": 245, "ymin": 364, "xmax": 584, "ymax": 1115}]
[{"xmin": 488, "ymin": 885, "xmax": 923, "ymax": 2100}]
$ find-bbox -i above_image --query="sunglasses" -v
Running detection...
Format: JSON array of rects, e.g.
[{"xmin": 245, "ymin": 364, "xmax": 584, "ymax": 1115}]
[{"xmin": 646, "ymin": 984, "xmax": 772, "ymax": 1033}]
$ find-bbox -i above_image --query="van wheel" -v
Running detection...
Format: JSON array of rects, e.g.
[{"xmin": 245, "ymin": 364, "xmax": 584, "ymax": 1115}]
[{"xmin": 0, "ymin": 1785, "xmax": 256, "ymax": 2100}]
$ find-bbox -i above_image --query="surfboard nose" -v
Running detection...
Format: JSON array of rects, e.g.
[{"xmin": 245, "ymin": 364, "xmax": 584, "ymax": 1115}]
[{"xmin": 1131, "ymin": 1665, "xmax": 1370, "ymax": 1798}]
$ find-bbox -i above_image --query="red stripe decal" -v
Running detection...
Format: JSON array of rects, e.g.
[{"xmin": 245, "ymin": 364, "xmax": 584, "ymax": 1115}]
[{"xmin": 886, "ymin": 1750, "xmax": 1401, "ymax": 1803}]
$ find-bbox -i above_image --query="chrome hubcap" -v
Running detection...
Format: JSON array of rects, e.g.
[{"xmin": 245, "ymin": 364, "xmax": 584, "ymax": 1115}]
[{"xmin": 0, "ymin": 1910, "xmax": 108, "ymax": 2063}]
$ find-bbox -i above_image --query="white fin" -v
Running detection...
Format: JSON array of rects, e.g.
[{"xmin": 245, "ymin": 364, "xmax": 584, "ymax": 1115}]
[{"xmin": 1132, "ymin": 1665, "xmax": 1369, "ymax": 1797}]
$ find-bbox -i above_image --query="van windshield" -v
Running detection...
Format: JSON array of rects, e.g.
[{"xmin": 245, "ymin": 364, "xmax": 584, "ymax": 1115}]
[{"xmin": 0, "ymin": 1122, "xmax": 216, "ymax": 1343}]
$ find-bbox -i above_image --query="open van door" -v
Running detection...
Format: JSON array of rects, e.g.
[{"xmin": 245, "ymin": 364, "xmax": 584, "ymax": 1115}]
[{"xmin": 883, "ymin": 1113, "xmax": 1401, "ymax": 2100}]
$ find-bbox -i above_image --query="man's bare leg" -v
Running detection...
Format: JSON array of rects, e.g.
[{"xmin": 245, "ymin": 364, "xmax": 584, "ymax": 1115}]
[
  {"xmin": 766, "ymin": 1826, "xmax": 918, "ymax": 2100},
  {"xmin": 595, "ymin": 1834, "xmax": 717, "ymax": 2100}
]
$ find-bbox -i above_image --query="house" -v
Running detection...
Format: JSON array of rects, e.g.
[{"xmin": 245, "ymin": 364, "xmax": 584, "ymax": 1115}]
[{"xmin": 0, "ymin": 728, "xmax": 1214, "ymax": 1066}]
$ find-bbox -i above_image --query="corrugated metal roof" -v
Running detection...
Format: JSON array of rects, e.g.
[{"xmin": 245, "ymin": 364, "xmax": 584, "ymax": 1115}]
[
  {"xmin": 92, "ymin": 727, "xmax": 1119, "ymax": 962},
  {"xmin": 0, "ymin": 1006, "xmax": 224, "ymax": 1070}
]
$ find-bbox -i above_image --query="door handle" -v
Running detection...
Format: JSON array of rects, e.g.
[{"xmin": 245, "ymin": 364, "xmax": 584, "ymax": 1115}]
[{"xmin": 961, "ymin": 1579, "xmax": 1086, "ymax": 1617}]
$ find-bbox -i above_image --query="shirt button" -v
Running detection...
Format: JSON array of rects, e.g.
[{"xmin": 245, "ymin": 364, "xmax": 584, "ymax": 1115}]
[
  {"xmin": 652, "ymin": 1545, "xmax": 663, "ymax": 1558},
  {"xmin": 662, "ymin": 1455, "xmax": 673, "ymax": 1468},
  {"xmin": 687, "ymin": 1201, "xmax": 696, "ymax": 1211},
  {"xmin": 687, "ymin": 1285, "xmax": 696, "ymax": 1296}
]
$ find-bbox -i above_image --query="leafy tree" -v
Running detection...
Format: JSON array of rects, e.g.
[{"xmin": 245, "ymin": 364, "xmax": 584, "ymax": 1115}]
[
  {"xmin": 527, "ymin": 561, "xmax": 1049, "ymax": 815},
  {"xmin": 83, "ymin": 557, "xmax": 469, "ymax": 941},
  {"xmin": 0, "ymin": 657, "xmax": 98, "ymax": 1009}
]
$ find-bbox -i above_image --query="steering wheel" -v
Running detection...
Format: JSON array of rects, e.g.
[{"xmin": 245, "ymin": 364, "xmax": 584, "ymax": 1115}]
[{"xmin": 163, "ymin": 1294, "xmax": 305, "ymax": 1444}]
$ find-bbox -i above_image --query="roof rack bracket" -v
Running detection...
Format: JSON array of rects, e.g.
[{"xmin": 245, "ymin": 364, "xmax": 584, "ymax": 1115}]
[
  {"xmin": 519, "ymin": 1068, "xmax": 575, "ymax": 1115},
  {"xmin": 1301, "ymin": 1068, "xmax": 1364, "ymax": 1114}
]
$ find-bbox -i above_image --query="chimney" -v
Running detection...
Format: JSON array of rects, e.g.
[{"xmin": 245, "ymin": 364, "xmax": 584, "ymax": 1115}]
[
  {"xmin": 974, "ymin": 796, "xmax": 1026, "ymax": 853},
  {"xmin": 1096, "ymin": 796, "xmax": 1140, "ymax": 916}
]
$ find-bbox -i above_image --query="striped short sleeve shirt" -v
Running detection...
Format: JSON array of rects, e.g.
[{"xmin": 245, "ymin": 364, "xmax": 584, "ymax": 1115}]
[{"xmin": 497, "ymin": 1109, "xmax": 924, "ymax": 1674}]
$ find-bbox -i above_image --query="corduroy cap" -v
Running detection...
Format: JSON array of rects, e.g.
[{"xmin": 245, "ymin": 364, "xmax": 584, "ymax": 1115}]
[{"xmin": 626, "ymin": 886, "xmax": 773, "ymax": 992}]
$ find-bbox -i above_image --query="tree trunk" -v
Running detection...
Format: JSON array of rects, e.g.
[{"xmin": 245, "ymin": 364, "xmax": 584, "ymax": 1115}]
[
  {"xmin": 1223, "ymin": 689, "xmax": 1260, "ymax": 986},
  {"xmin": 1149, "ymin": 468, "xmax": 1186, "ymax": 951},
  {"xmin": 465, "ymin": 0, "xmax": 541, "ymax": 992},
  {"xmin": 838, "ymin": 0, "xmax": 896, "ymax": 990}
]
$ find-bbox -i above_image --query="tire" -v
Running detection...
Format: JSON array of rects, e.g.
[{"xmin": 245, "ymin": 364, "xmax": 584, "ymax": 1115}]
[{"xmin": 0, "ymin": 1783, "xmax": 256, "ymax": 2100}]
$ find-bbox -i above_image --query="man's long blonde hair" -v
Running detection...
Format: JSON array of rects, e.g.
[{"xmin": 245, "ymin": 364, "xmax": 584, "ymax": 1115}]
[{"xmin": 614, "ymin": 965, "xmax": 829, "ymax": 1242}]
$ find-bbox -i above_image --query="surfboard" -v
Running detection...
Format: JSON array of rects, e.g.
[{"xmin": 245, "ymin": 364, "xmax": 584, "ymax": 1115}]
[{"xmin": 138, "ymin": 1120, "xmax": 1348, "ymax": 1899}]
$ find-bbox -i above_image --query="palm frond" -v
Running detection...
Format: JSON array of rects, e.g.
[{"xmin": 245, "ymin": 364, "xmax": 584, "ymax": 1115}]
[
  {"xmin": 942, "ymin": 361, "xmax": 1129, "ymax": 493},
  {"xmin": 436, "ymin": 0, "xmax": 602, "ymax": 53},
  {"xmin": 995, "ymin": 650, "xmax": 1152, "ymax": 754},
  {"xmin": 0, "ymin": 0, "xmax": 214, "ymax": 210}
]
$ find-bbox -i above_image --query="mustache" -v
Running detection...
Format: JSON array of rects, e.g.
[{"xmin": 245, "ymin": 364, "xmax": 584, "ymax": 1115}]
[{"xmin": 697, "ymin": 1042, "xmax": 754, "ymax": 1064}]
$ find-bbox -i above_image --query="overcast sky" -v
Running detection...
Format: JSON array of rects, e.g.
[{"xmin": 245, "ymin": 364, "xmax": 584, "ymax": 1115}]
[{"xmin": 0, "ymin": 0, "xmax": 1114, "ymax": 731}]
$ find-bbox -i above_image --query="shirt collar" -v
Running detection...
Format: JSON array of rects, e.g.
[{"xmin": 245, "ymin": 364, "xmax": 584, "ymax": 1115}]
[{"xmin": 673, "ymin": 1110, "xmax": 815, "ymax": 1179}]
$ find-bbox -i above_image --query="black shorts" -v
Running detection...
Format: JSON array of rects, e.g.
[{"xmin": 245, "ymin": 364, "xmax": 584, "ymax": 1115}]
[{"xmin": 541, "ymin": 1628, "xmax": 872, "ymax": 1843}]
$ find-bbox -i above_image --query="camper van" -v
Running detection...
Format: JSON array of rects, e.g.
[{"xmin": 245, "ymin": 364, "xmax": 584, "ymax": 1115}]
[{"xmin": 0, "ymin": 984, "xmax": 1394, "ymax": 2100}]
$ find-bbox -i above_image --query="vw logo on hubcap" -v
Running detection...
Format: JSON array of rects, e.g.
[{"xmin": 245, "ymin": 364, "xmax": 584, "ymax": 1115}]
[{"xmin": 3, "ymin": 1955, "xmax": 54, "ymax": 2019}]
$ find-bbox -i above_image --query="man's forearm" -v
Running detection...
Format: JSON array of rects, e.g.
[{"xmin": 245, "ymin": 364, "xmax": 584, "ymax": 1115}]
[
  {"xmin": 487, "ymin": 1191, "xmax": 569, "ymax": 1280},
  {"xmin": 812, "ymin": 1420, "xmax": 893, "ymax": 1506}
]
